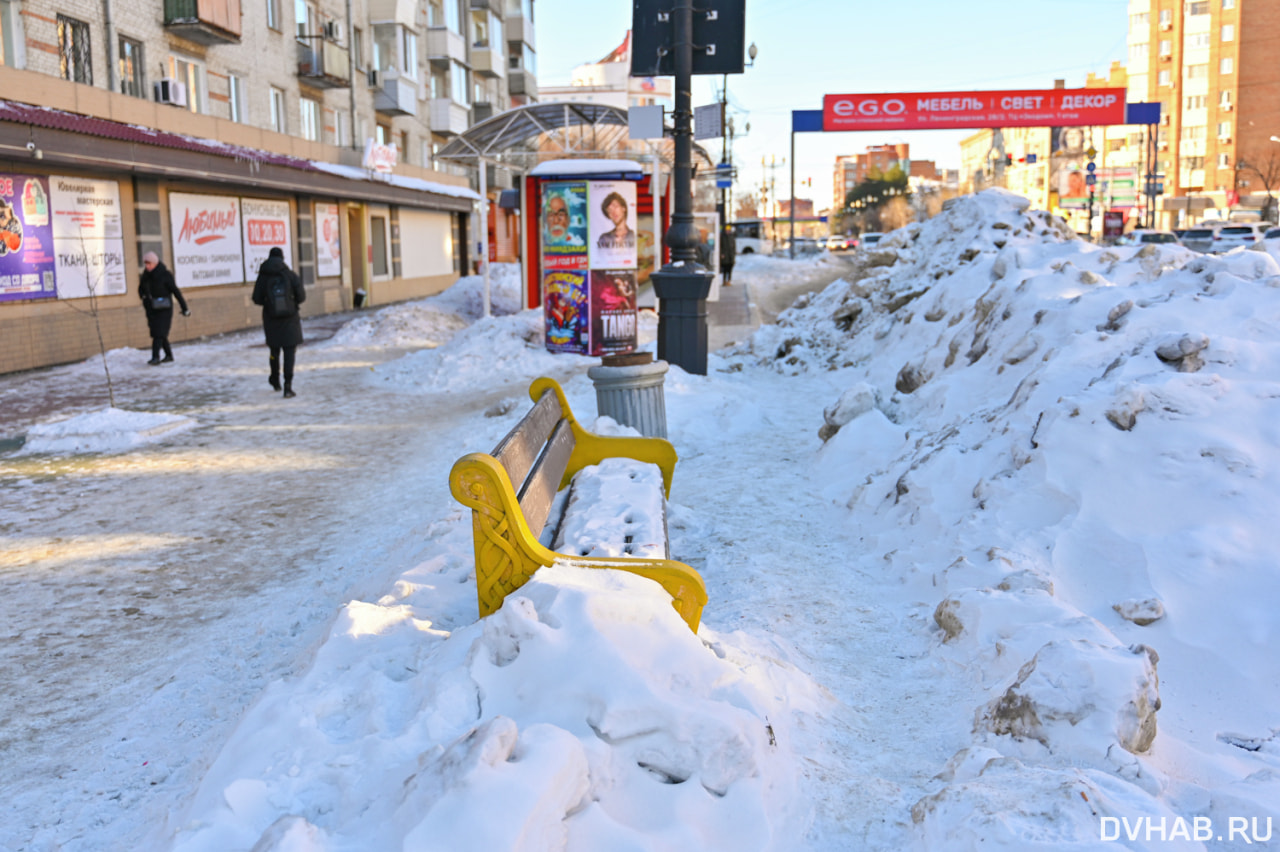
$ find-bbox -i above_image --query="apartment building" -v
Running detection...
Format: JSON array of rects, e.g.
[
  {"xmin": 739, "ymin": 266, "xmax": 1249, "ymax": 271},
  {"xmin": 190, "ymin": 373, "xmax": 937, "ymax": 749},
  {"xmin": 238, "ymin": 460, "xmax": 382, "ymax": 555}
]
[
  {"xmin": 0, "ymin": 0, "xmax": 538, "ymax": 373},
  {"xmin": 832, "ymin": 144, "xmax": 938, "ymax": 212},
  {"xmin": 1127, "ymin": 0, "xmax": 1280, "ymax": 225}
]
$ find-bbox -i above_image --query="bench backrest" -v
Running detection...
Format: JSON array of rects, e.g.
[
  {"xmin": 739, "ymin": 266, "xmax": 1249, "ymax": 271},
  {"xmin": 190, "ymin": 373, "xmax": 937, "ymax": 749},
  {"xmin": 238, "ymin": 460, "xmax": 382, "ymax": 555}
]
[{"xmin": 492, "ymin": 389, "xmax": 574, "ymax": 539}]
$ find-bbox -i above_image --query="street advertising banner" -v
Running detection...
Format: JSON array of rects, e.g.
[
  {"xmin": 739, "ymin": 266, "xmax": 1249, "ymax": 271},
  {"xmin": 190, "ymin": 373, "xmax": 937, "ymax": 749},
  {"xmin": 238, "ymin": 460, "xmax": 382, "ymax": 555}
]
[
  {"xmin": 169, "ymin": 192, "xmax": 243, "ymax": 289},
  {"xmin": 240, "ymin": 197, "xmax": 292, "ymax": 281},
  {"xmin": 823, "ymin": 88, "xmax": 1127, "ymax": 133},
  {"xmin": 50, "ymin": 176, "xmax": 126, "ymax": 300},
  {"xmin": 316, "ymin": 202, "xmax": 342, "ymax": 278},
  {"xmin": 544, "ymin": 269, "xmax": 589, "ymax": 352},
  {"xmin": 1058, "ymin": 168, "xmax": 1090, "ymax": 210},
  {"xmin": 588, "ymin": 181, "xmax": 638, "ymax": 270},
  {"xmin": 1101, "ymin": 166, "xmax": 1139, "ymax": 210},
  {"xmin": 589, "ymin": 270, "xmax": 638, "ymax": 356},
  {"xmin": 0, "ymin": 173, "xmax": 57, "ymax": 302},
  {"xmin": 541, "ymin": 181, "xmax": 588, "ymax": 270}
]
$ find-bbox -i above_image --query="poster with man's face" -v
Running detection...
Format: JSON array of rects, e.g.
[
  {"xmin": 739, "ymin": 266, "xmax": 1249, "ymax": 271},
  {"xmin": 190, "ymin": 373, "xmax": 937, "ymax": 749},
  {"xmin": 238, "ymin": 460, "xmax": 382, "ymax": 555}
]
[
  {"xmin": 588, "ymin": 181, "xmax": 637, "ymax": 270},
  {"xmin": 542, "ymin": 182, "xmax": 587, "ymax": 266}
]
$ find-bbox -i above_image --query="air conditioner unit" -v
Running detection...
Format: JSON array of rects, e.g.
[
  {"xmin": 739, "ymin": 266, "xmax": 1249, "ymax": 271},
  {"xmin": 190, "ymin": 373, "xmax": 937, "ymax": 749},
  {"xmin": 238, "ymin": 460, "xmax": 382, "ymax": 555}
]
[
  {"xmin": 1159, "ymin": 53, "xmax": 1171, "ymax": 61},
  {"xmin": 1158, "ymin": 141, "xmax": 1170, "ymax": 150},
  {"xmin": 367, "ymin": 68, "xmax": 381, "ymax": 87},
  {"xmin": 154, "ymin": 78, "xmax": 188, "ymax": 107},
  {"xmin": 1160, "ymin": 115, "xmax": 1170, "ymax": 126},
  {"xmin": 1221, "ymin": 103, "xmax": 1234, "ymax": 112},
  {"xmin": 1219, "ymin": 136, "xmax": 1232, "ymax": 143},
  {"xmin": 1160, "ymin": 21, "xmax": 1173, "ymax": 30},
  {"xmin": 323, "ymin": 20, "xmax": 342, "ymax": 40}
]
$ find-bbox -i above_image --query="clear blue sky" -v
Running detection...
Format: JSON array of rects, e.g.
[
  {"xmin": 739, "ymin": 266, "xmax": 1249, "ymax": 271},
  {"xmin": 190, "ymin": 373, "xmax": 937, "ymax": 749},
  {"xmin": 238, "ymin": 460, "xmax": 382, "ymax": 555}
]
[{"xmin": 534, "ymin": 0, "xmax": 1129, "ymax": 211}]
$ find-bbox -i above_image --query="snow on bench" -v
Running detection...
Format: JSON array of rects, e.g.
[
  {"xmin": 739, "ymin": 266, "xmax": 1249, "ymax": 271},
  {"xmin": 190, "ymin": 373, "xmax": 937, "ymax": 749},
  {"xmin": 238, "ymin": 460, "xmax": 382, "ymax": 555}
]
[{"xmin": 449, "ymin": 377, "xmax": 707, "ymax": 632}]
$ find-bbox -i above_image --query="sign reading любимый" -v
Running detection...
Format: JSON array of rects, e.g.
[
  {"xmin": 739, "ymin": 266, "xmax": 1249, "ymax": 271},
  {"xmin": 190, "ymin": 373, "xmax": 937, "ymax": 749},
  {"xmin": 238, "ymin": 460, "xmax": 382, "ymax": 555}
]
[{"xmin": 822, "ymin": 88, "xmax": 1127, "ymax": 132}]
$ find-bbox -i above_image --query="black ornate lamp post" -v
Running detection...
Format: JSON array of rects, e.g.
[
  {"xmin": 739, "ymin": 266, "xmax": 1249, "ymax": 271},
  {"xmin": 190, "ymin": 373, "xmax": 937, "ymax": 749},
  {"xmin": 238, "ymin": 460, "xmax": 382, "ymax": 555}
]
[{"xmin": 632, "ymin": 0, "xmax": 746, "ymax": 376}]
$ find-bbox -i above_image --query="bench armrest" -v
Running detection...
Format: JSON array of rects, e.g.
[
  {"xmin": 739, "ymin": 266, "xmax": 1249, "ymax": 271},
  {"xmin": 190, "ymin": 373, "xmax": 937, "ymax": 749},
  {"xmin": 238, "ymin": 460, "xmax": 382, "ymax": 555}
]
[{"xmin": 529, "ymin": 376, "xmax": 678, "ymax": 497}]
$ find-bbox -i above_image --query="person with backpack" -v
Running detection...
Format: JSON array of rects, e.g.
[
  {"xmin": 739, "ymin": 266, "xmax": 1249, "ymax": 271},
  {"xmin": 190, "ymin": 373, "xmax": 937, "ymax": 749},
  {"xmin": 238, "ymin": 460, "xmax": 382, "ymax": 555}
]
[
  {"xmin": 139, "ymin": 251, "xmax": 190, "ymax": 365},
  {"xmin": 251, "ymin": 246, "xmax": 306, "ymax": 398}
]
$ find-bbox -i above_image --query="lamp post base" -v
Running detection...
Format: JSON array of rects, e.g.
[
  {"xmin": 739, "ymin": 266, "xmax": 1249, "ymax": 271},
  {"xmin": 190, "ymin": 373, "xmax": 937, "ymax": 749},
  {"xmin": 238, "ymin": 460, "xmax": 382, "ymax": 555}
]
[{"xmin": 651, "ymin": 266, "xmax": 713, "ymax": 376}]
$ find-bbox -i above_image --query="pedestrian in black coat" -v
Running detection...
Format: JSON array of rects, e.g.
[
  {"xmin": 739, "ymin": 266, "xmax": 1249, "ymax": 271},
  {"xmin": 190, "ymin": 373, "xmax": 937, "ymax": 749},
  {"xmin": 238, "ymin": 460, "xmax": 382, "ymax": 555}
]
[
  {"xmin": 251, "ymin": 247, "xmax": 306, "ymax": 398},
  {"xmin": 139, "ymin": 252, "xmax": 190, "ymax": 364},
  {"xmin": 719, "ymin": 226, "xmax": 737, "ymax": 286}
]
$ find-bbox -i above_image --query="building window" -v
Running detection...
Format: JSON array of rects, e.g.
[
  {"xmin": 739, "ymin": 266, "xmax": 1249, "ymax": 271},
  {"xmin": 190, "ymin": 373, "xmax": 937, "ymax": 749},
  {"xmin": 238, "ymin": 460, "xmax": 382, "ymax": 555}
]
[
  {"xmin": 229, "ymin": 74, "xmax": 246, "ymax": 122},
  {"xmin": 370, "ymin": 215, "xmax": 388, "ymax": 276},
  {"xmin": 295, "ymin": 0, "xmax": 316, "ymax": 39},
  {"xmin": 57, "ymin": 15, "xmax": 91, "ymax": 84},
  {"xmin": 1220, "ymin": 89, "xmax": 1233, "ymax": 107},
  {"xmin": 401, "ymin": 28, "xmax": 417, "ymax": 78},
  {"xmin": 444, "ymin": 0, "xmax": 461, "ymax": 35},
  {"xmin": 1158, "ymin": 69, "xmax": 1171, "ymax": 87},
  {"xmin": 0, "ymin": 1, "xmax": 23, "ymax": 68},
  {"xmin": 450, "ymin": 60, "xmax": 469, "ymax": 104},
  {"xmin": 352, "ymin": 27, "xmax": 363, "ymax": 69},
  {"xmin": 118, "ymin": 37, "xmax": 143, "ymax": 97},
  {"xmin": 300, "ymin": 97, "xmax": 320, "ymax": 140},
  {"xmin": 1186, "ymin": 32, "xmax": 1209, "ymax": 49},
  {"xmin": 1185, "ymin": 95, "xmax": 1206, "ymax": 110},
  {"xmin": 1181, "ymin": 125, "xmax": 1206, "ymax": 140},
  {"xmin": 1181, "ymin": 156, "xmax": 1205, "ymax": 170},
  {"xmin": 1218, "ymin": 120, "xmax": 1232, "ymax": 138},
  {"xmin": 1159, "ymin": 40, "xmax": 1171, "ymax": 57},
  {"xmin": 1222, "ymin": 0, "xmax": 1234, "ymax": 7},
  {"xmin": 1129, "ymin": 12, "xmax": 1148, "ymax": 29},
  {"xmin": 431, "ymin": 68, "xmax": 446, "ymax": 98},
  {"xmin": 269, "ymin": 87, "xmax": 286, "ymax": 133},
  {"xmin": 1129, "ymin": 43, "xmax": 1148, "ymax": 65},
  {"xmin": 1219, "ymin": 153, "xmax": 1231, "ymax": 167},
  {"xmin": 1187, "ymin": 1, "xmax": 1209, "ymax": 14},
  {"xmin": 1221, "ymin": 24, "xmax": 1234, "ymax": 41},
  {"xmin": 428, "ymin": 0, "xmax": 444, "ymax": 27},
  {"xmin": 334, "ymin": 108, "xmax": 350, "ymax": 146},
  {"xmin": 1185, "ymin": 63, "xmax": 1209, "ymax": 79},
  {"xmin": 1220, "ymin": 57, "xmax": 1234, "ymax": 74},
  {"xmin": 375, "ymin": 123, "xmax": 388, "ymax": 145},
  {"xmin": 266, "ymin": 0, "xmax": 280, "ymax": 30},
  {"xmin": 167, "ymin": 55, "xmax": 205, "ymax": 113},
  {"xmin": 1159, "ymin": 9, "xmax": 1172, "ymax": 26},
  {"xmin": 399, "ymin": 131, "xmax": 410, "ymax": 161}
]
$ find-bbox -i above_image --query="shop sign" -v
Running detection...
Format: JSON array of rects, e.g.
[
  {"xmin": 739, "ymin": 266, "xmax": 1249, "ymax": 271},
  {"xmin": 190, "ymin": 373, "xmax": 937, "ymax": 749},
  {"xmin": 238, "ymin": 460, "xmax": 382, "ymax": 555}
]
[
  {"xmin": 316, "ymin": 203, "xmax": 342, "ymax": 278},
  {"xmin": 240, "ymin": 198, "xmax": 292, "ymax": 281},
  {"xmin": 50, "ymin": 176, "xmax": 126, "ymax": 299},
  {"xmin": 169, "ymin": 192, "xmax": 244, "ymax": 288},
  {"xmin": 0, "ymin": 173, "xmax": 57, "ymax": 302},
  {"xmin": 363, "ymin": 140, "xmax": 398, "ymax": 173},
  {"xmin": 823, "ymin": 88, "xmax": 1127, "ymax": 132}
]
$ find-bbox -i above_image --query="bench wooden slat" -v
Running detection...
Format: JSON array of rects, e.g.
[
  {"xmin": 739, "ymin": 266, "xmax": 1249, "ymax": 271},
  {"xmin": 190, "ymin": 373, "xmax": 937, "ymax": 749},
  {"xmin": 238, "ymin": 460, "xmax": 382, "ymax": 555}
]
[
  {"xmin": 493, "ymin": 390, "xmax": 562, "ymax": 491},
  {"xmin": 516, "ymin": 418, "xmax": 575, "ymax": 540}
]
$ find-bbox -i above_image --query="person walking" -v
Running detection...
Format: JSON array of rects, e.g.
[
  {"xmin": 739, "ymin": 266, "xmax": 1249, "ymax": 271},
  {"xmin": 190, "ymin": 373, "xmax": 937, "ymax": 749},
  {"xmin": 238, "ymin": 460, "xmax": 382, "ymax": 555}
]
[
  {"xmin": 719, "ymin": 224, "xmax": 737, "ymax": 286},
  {"xmin": 139, "ymin": 251, "xmax": 189, "ymax": 365},
  {"xmin": 251, "ymin": 247, "xmax": 306, "ymax": 398}
]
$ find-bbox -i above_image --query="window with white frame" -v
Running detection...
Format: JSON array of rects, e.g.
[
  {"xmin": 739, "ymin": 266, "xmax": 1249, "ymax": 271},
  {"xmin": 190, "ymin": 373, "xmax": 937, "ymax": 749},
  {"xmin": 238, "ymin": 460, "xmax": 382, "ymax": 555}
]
[
  {"xmin": 1159, "ymin": 39, "xmax": 1171, "ymax": 57},
  {"xmin": 1185, "ymin": 63, "xmax": 1209, "ymax": 79},
  {"xmin": 450, "ymin": 60, "xmax": 468, "ymax": 103},
  {"xmin": 228, "ymin": 74, "xmax": 246, "ymax": 122},
  {"xmin": 300, "ymin": 97, "xmax": 320, "ymax": 141},
  {"xmin": 1158, "ymin": 69, "xmax": 1171, "ymax": 87},
  {"xmin": 1221, "ymin": 24, "xmax": 1234, "ymax": 41},
  {"xmin": 168, "ymin": 54, "xmax": 205, "ymax": 113},
  {"xmin": 1159, "ymin": 9, "xmax": 1172, "ymax": 25},
  {"xmin": 1129, "ymin": 43, "xmax": 1148, "ymax": 65},
  {"xmin": 269, "ymin": 87, "xmax": 286, "ymax": 133},
  {"xmin": 266, "ymin": 0, "xmax": 280, "ymax": 30},
  {"xmin": 1185, "ymin": 95, "xmax": 1206, "ymax": 110},
  {"xmin": 1218, "ymin": 121, "xmax": 1232, "ymax": 138},
  {"xmin": 334, "ymin": 108, "xmax": 350, "ymax": 146},
  {"xmin": 1129, "ymin": 11, "xmax": 1148, "ymax": 30},
  {"xmin": 118, "ymin": 36, "xmax": 143, "ymax": 97},
  {"xmin": 1222, "ymin": 0, "xmax": 1234, "ymax": 7},
  {"xmin": 0, "ymin": 1, "xmax": 24, "ymax": 68},
  {"xmin": 1220, "ymin": 89, "xmax": 1233, "ymax": 107},
  {"xmin": 1220, "ymin": 57, "xmax": 1234, "ymax": 74},
  {"xmin": 1187, "ymin": 1, "xmax": 1209, "ymax": 14},
  {"xmin": 295, "ymin": 0, "xmax": 316, "ymax": 39},
  {"xmin": 401, "ymin": 27, "xmax": 417, "ymax": 78},
  {"xmin": 1219, "ymin": 153, "xmax": 1231, "ymax": 167},
  {"xmin": 1186, "ymin": 32, "xmax": 1209, "ymax": 49},
  {"xmin": 1181, "ymin": 125, "xmax": 1206, "ymax": 140}
]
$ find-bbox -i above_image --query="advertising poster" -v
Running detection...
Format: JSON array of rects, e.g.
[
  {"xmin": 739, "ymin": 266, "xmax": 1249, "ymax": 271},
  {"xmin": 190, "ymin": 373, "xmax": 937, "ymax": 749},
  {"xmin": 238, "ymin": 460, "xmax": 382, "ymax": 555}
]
[
  {"xmin": 169, "ymin": 192, "xmax": 243, "ymax": 289},
  {"xmin": 1058, "ymin": 168, "xmax": 1090, "ymax": 210},
  {"xmin": 694, "ymin": 210, "xmax": 722, "ymax": 302},
  {"xmin": 241, "ymin": 198, "xmax": 292, "ymax": 281},
  {"xmin": 316, "ymin": 202, "xmax": 342, "ymax": 277},
  {"xmin": 0, "ymin": 174, "xmax": 57, "ymax": 302},
  {"xmin": 588, "ymin": 181, "xmax": 637, "ymax": 270},
  {"xmin": 542, "ymin": 181, "xmax": 588, "ymax": 269},
  {"xmin": 50, "ymin": 176, "xmax": 126, "ymax": 299},
  {"xmin": 635, "ymin": 213, "xmax": 656, "ymax": 285},
  {"xmin": 544, "ymin": 269, "xmax": 589, "ymax": 353},
  {"xmin": 589, "ymin": 270, "xmax": 637, "ymax": 355}
]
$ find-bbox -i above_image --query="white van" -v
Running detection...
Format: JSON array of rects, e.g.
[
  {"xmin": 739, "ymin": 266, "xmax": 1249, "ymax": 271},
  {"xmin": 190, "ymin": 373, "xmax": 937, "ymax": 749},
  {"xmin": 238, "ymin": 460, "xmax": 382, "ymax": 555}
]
[{"xmin": 731, "ymin": 219, "xmax": 774, "ymax": 255}]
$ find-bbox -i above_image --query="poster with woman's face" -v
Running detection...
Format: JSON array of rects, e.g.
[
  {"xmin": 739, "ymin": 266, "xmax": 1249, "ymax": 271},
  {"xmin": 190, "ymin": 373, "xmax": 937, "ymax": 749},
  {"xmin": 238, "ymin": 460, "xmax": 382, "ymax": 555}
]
[
  {"xmin": 588, "ymin": 181, "xmax": 637, "ymax": 270},
  {"xmin": 316, "ymin": 203, "xmax": 341, "ymax": 278},
  {"xmin": 589, "ymin": 270, "xmax": 637, "ymax": 356}
]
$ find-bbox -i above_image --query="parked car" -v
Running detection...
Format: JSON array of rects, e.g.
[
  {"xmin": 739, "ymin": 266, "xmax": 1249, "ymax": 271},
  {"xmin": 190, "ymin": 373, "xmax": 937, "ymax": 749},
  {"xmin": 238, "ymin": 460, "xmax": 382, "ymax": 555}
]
[
  {"xmin": 1114, "ymin": 229, "xmax": 1179, "ymax": 246},
  {"xmin": 1262, "ymin": 227, "xmax": 1280, "ymax": 243},
  {"xmin": 1178, "ymin": 225, "xmax": 1219, "ymax": 253},
  {"xmin": 1211, "ymin": 222, "xmax": 1267, "ymax": 252},
  {"xmin": 826, "ymin": 235, "xmax": 852, "ymax": 251},
  {"xmin": 777, "ymin": 237, "xmax": 823, "ymax": 256},
  {"xmin": 858, "ymin": 232, "xmax": 885, "ymax": 250}
]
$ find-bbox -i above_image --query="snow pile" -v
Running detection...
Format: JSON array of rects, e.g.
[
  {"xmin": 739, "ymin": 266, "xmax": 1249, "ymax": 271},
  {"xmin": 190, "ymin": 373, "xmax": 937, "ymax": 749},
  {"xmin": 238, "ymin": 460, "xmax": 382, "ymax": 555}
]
[
  {"xmin": 735, "ymin": 251, "xmax": 847, "ymax": 289},
  {"xmin": 166, "ymin": 562, "xmax": 808, "ymax": 852},
  {"xmin": 325, "ymin": 264, "xmax": 525, "ymax": 349},
  {"xmin": 17, "ymin": 407, "xmax": 196, "ymax": 455},
  {"xmin": 732, "ymin": 188, "xmax": 1280, "ymax": 844}
]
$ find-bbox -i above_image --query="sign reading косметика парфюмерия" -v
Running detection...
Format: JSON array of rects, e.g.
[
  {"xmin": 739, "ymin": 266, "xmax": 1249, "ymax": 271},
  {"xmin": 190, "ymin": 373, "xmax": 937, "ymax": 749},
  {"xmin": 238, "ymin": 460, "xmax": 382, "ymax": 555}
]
[{"xmin": 822, "ymin": 88, "xmax": 1127, "ymax": 132}]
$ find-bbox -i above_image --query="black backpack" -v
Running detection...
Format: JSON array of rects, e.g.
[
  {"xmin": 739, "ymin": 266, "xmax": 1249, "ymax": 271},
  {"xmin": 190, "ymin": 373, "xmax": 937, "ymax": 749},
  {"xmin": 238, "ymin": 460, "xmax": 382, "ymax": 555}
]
[{"xmin": 265, "ymin": 272, "xmax": 296, "ymax": 318}]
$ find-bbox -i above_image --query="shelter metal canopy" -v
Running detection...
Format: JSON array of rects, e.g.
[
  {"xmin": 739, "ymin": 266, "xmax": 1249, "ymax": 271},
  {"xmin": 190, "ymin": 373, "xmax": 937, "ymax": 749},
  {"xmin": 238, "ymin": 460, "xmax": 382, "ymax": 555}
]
[{"xmin": 435, "ymin": 101, "xmax": 713, "ymax": 171}]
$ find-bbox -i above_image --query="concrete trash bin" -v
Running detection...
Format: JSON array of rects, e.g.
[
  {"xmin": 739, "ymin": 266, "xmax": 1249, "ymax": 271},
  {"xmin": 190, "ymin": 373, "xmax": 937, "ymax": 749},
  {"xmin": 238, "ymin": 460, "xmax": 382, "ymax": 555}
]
[{"xmin": 587, "ymin": 353, "xmax": 670, "ymax": 439}]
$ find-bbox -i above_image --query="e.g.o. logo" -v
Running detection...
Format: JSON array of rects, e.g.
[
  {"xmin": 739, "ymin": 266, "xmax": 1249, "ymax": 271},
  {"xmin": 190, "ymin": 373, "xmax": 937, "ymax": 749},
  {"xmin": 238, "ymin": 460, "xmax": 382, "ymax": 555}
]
[{"xmin": 831, "ymin": 98, "xmax": 907, "ymax": 118}]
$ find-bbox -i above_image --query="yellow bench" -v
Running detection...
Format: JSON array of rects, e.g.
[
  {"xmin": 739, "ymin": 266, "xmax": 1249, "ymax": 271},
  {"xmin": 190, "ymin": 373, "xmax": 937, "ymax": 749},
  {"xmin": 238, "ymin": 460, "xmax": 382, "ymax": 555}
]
[{"xmin": 449, "ymin": 377, "xmax": 707, "ymax": 632}]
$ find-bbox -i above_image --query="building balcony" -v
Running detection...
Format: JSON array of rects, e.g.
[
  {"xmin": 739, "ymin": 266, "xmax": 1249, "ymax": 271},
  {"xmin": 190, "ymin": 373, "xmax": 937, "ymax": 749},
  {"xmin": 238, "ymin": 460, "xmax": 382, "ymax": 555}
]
[
  {"xmin": 373, "ymin": 71, "xmax": 418, "ymax": 117},
  {"xmin": 508, "ymin": 68, "xmax": 536, "ymax": 98},
  {"xmin": 426, "ymin": 26, "xmax": 467, "ymax": 68},
  {"xmin": 471, "ymin": 102, "xmax": 494, "ymax": 123},
  {"xmin": 469, "ymin": 0, "xmax": 498, "ymax": 11},
  {"xmin": 469, "ymin": 44, "xmax": 504, "ymax": 78},
  {"xmin": 296, "ymin": 37, "xmax": 351, "ymax": 88},
  {"xmin": 507, "ymin": 13, "xmax": 534, "ymax": 48},
  {"xmin": 429, "ymin": 98, "xmax": 470, "ymax": 135},
  {"xmin": 163, "ymin": 0, "xmax": 241, "ymax": 44}
]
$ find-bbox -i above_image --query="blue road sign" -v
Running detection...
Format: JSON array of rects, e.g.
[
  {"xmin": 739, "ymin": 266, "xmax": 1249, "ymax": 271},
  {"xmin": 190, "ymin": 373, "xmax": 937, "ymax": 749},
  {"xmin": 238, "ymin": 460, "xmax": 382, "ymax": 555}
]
[
  {"xmin": 1085, "ymin": 174, "xmax": 1098, "ymax": 187},
  {"xmin": 1086, "ymin": 162, "xmax": 1097, "ymax": 173}
]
